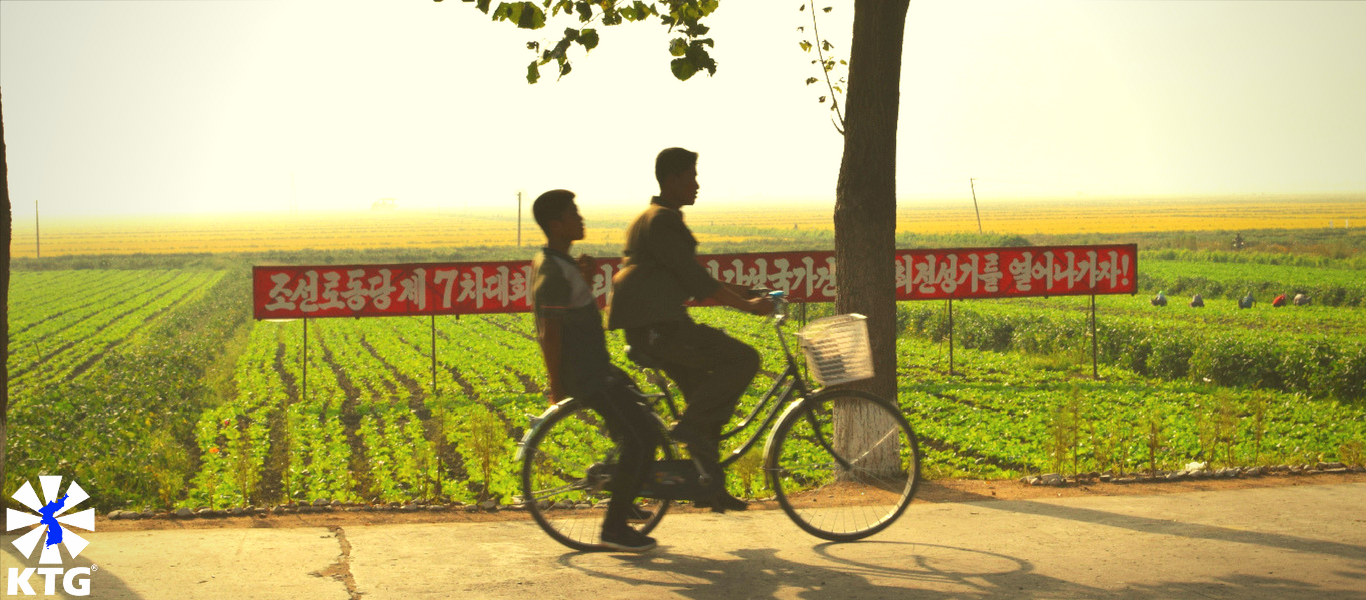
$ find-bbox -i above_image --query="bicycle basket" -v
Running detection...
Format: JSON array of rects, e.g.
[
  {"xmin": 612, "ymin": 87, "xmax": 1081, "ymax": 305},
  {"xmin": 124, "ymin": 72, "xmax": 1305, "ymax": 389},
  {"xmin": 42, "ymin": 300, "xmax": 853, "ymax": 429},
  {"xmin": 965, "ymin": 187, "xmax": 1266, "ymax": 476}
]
[{"xmin": 797, "ymin": 313, "xmax": 874, "ymax": 387}]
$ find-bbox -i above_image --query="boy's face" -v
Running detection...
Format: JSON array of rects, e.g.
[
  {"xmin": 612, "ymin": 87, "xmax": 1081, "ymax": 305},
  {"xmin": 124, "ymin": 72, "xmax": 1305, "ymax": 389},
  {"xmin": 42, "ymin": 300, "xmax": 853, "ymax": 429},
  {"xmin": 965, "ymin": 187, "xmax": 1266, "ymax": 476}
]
[{"xmin": 554, "ymin": 202, "xmax": 585, "ymax": 241}]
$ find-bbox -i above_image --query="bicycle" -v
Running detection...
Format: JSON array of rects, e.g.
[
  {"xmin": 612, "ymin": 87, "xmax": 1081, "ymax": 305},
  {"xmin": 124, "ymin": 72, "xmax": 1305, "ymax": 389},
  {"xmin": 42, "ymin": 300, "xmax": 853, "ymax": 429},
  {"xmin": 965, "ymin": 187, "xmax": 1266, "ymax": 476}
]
[{"xmin": 517, "ymin": 291, "xmax": 921, "ymax": 551}]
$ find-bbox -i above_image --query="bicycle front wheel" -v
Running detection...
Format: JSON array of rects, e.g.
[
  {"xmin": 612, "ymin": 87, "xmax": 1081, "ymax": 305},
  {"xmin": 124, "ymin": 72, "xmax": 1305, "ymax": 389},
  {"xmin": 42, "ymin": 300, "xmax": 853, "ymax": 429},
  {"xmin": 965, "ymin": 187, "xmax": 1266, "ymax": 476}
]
[
  {"xmin": 766, "ymin": 389, "xmax": 920, "ymax": 542},
  {"xmin": 521, "ymin": 399, "xmax": 671, "ymax": 551}
]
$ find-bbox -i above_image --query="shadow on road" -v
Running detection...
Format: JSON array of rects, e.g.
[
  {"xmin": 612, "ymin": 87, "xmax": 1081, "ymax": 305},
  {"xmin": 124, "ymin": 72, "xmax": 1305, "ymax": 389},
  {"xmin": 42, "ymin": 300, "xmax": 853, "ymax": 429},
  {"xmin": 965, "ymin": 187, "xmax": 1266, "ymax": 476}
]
[
  {"xmin": 2, "ymin": 536, "xmax": 144, "ymax": 599},
  {"xmin": 936, "ymin": 487, "xmax": 1366, "ymax": 562},
  {"xmin": 556, "ymin": 539, "xmax": 1366, "ymax": 600}
]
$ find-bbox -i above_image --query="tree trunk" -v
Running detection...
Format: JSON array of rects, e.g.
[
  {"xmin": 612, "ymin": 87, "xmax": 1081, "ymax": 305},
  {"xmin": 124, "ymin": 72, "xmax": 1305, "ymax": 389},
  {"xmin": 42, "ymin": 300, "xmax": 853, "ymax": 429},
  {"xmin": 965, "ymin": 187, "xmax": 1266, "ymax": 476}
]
[
  {"xmin": 2, "ymin": 89, "xmax": 11, "ymax": 498},
  {"xmin": 832, "ymin": 1, "xmax": 909, "ymax": 476}
]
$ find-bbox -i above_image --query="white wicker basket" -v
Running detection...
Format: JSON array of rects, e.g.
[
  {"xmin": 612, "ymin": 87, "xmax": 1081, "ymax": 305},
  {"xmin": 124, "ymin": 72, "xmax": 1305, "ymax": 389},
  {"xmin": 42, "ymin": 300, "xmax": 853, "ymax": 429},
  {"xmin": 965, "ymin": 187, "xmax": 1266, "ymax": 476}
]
[{"xmin": 797, "ymin": 313, "xmax": 874, "ymax": 387}]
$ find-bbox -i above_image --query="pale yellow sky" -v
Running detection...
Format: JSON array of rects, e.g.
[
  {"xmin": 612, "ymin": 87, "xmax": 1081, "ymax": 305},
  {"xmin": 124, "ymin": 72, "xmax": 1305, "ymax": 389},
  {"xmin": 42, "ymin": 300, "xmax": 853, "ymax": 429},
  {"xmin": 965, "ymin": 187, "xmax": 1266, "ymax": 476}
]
[{"xmin": 1, "ymin": 0, "xmax": 1363, "ymax": 219}]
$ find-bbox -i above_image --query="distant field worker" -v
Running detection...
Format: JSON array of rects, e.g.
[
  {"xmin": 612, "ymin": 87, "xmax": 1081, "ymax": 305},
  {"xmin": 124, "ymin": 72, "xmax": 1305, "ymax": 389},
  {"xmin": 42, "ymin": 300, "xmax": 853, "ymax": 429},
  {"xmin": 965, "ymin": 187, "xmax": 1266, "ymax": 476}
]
[
  {"xmin": 1272, "ymin": 293, "xmax": 1288, "ymax": 308},
  {"xmin": 1239, "ymin": 293, "xmax": 1255, "ymax": 309},
  {"xmin": 1294, "ymin": 293, "xmax": 1312, "ymax": 306},
  {"xmin": 1190, "ymin": 294, "xmax": 1205, "ymax": 308},
  {"xmin": 1150, "ymin": 290, "xmax": 1168, "ymax": 307}
]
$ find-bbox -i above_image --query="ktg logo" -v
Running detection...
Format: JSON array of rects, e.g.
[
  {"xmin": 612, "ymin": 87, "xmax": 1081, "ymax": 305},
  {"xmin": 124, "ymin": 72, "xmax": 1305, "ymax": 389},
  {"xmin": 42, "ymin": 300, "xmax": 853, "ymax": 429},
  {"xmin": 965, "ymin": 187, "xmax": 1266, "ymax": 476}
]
[{"xmin": 4, "ymin": 476, "xmax": 95, "ymax": 596}]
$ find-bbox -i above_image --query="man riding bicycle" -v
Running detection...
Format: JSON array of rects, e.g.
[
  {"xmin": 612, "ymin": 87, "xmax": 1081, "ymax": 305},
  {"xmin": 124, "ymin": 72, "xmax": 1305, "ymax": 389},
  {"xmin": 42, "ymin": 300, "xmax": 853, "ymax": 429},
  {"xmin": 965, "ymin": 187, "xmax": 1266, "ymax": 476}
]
[{"xmin": 607, "ymin": 147, "xmax": 772, "ymax": 513}]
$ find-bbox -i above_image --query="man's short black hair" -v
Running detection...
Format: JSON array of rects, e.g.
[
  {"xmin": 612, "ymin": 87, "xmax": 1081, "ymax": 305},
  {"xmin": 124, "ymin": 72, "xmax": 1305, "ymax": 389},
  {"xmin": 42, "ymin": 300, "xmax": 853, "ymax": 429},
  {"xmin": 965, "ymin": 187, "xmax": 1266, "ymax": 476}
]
[
  {"xmin": 655, "ymin": 147, "xmax": 698, "ymax": 186},
  {"xmin": 532, "ymin": 189, "xmax": 576, "ymax": 236}
]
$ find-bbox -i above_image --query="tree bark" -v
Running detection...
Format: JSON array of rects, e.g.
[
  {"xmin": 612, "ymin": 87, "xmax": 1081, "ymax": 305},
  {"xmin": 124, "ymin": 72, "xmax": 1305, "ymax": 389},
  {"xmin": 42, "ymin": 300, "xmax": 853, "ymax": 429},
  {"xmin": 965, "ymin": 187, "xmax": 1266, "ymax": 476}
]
[
  {"xmin": 832, "ymin": 1, "xmax": 909, "ymax": 475},
  {"xmin": 1, "ymin": 89, "xmax": 11, "ymax": 497}
]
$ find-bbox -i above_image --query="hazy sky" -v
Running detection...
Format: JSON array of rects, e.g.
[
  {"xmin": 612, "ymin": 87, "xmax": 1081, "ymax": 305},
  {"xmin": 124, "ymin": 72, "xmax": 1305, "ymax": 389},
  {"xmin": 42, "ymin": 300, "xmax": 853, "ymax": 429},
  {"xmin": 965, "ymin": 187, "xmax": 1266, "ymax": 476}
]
[{"xmin": 2, "ymin": 0, "xmax": 1363, "ymax": 218}]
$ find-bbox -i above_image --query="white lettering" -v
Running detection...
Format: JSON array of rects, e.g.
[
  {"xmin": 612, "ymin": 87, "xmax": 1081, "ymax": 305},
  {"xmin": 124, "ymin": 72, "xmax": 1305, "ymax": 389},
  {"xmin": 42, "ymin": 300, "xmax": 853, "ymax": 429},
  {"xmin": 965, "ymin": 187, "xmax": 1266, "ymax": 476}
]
[
  {"xmin": 434, "ymin": 269, "xmax": 459, "ymax": 308},
  {"xmin": 64, "ymin": 568, "xmax": 91, "ymax": 597},
  {"xmin": 7, "ymin": 567, "xmax": 35, "ymax": 595},
  {"xmin": 35, "ymin": 569, "xmax": 62, "ymax": 596}
]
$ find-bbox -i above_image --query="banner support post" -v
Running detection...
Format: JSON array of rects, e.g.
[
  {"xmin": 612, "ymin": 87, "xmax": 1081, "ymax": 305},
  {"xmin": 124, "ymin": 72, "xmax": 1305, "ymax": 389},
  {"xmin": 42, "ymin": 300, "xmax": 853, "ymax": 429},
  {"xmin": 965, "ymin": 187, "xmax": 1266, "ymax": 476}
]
[
  {"xmin": 431, "ymin": 314, "xmax": 438, "ymax": 398},
  {"xmin": 1090, "ymin": 295, "xmax": 1099, "ymax": 380},
  {"xmin": 947, "ymin": 299, "xmax": 955, "ymax": 376},
  {"xmin": 302, "ymin": 318, "xmax": 308, "ymax": 403}
]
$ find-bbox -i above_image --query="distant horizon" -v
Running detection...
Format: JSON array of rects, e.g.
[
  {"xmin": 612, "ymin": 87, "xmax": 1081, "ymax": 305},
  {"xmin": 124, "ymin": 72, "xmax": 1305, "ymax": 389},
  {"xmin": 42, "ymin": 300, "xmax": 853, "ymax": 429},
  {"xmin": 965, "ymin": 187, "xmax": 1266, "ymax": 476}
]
[
  {"xmin": 20, "ymin": 191, "xmax": 1366, "ymax": 221},
  {"xmin": 10, "ymin": 195, "xmax": 1362, "ymax": 259}
]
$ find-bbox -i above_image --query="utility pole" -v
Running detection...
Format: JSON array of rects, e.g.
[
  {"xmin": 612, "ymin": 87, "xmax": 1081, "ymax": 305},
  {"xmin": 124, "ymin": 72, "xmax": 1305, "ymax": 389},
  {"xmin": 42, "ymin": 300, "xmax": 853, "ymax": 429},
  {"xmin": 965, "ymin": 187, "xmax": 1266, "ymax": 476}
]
[
  {"xmin": 34, "ymin": 200, "xmax": 40, "ymax": 258},
  {"xmin": 516, "ymin": 191, "xmax": 523, "ymax": 248},
  {"xmin": 969, "ymin": 178, "xmax": 982, "ymax": 234}
]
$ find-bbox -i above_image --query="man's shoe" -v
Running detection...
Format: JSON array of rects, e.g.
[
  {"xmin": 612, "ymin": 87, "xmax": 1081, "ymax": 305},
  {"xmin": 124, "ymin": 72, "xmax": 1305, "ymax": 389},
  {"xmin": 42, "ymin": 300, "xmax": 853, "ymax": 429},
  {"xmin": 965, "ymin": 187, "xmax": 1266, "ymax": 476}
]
[
  {"xmin": 600, "ymin": 528, "xmax": 657, "ymax": 553},
  {"xmin": 626, "ymin": 504, "xmax": 654, "ymax": 523},
  {"xmin": 694, "ymin": 491, "xmax": 748, "ymax": 513}
]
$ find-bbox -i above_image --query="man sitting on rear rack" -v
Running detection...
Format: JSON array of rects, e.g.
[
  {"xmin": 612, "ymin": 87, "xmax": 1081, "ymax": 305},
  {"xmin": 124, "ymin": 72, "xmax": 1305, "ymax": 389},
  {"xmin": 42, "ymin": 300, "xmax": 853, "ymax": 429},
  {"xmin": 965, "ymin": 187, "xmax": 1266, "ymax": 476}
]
[{"xmin": 531, "ymin": 189, "xmax": 659, "ymax": 552}]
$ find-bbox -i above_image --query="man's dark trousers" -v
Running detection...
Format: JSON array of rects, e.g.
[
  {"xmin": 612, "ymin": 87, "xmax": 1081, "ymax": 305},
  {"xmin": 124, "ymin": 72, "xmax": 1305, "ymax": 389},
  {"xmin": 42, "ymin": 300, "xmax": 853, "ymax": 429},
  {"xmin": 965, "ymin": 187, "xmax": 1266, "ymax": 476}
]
[{"xmin": 625, "ymin": 319, "xmax": 761, "ymax": 443}]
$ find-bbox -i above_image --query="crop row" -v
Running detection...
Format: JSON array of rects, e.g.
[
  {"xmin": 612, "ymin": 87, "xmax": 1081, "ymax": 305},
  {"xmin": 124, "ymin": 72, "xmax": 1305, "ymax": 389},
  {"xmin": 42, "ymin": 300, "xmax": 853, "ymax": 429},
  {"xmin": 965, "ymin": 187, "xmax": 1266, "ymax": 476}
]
[
  {"xmin": 900, "ymin": 298, "xmax": 1366, "ymax": 402},
  {"xmin": 187, "ymin": 311, "xmax": 561, "ymax": 507},
  {"xmin": 5, "ymin": 269, "xmax": 249, "ymax": 512},
  {"xmin": 7, "ymin": 270, "xmax": 223, "ymax": 396},
  {"xmin": 894, "ymin": 338, "xmax": 1366, "ymax": 478}
]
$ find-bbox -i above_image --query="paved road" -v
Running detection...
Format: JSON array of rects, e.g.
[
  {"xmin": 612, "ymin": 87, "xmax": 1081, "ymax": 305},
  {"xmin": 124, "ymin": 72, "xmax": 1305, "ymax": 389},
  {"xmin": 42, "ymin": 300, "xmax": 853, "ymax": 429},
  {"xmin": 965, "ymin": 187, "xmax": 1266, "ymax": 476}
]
[{"xmin": 5, "ymin": 483, "xmax": 1364, "ymax": 599}]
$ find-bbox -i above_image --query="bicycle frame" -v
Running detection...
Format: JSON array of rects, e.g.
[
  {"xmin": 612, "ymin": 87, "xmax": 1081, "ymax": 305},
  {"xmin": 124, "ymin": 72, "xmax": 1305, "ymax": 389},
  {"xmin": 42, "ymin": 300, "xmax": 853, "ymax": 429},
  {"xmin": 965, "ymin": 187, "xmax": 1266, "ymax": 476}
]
[{"xmin": 636, "ymin": 294, "xmax": 851, "ymax": 471}]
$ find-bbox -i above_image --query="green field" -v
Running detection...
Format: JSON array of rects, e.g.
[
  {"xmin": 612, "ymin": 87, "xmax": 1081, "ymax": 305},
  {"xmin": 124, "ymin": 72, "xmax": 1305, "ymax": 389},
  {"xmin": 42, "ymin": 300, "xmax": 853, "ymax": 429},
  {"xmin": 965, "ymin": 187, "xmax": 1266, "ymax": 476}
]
[{"xmin": 6, "ymin": 231, "xmax": 1366, "ymax": 512}]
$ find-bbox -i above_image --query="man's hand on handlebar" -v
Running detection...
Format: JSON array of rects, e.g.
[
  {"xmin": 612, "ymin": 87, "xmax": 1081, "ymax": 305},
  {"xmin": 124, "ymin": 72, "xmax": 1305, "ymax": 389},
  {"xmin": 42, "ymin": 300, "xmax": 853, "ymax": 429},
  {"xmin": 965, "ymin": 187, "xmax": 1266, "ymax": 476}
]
[{"xmin": 745, "ymin": 296, "xmax": 774, "ymax": 316}]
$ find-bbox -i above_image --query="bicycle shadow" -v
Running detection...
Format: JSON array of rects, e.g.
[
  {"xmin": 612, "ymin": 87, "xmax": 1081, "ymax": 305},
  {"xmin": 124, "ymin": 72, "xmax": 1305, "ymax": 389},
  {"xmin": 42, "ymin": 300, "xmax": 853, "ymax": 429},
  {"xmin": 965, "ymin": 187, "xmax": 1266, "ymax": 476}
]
[
  {"xmin": 557, "ymin": 540, "xmax": 1366, "ymax": 599},
  {"xmin": 556, "ymin": 542, "xmax": 1066, "ymax": 600}
]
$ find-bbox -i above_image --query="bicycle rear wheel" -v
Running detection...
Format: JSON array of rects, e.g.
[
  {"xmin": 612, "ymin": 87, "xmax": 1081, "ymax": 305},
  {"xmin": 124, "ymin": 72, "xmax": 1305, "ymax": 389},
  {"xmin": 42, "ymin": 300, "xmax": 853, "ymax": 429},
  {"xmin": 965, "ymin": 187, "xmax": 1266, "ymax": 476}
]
[
  {"xmin": 521, "ymin": 399, "xmax": 671, "ymax": 551},
  {"xmin": 766, "ymin": 389, "xmax": 920, "ymax": 542}
]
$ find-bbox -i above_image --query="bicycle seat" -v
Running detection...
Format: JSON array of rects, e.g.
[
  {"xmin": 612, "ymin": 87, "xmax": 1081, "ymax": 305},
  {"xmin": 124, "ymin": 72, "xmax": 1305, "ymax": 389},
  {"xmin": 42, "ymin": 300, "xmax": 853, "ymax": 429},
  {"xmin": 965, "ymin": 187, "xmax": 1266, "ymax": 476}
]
[{"xmin": 625, "ymin": 345, "xmax": 668, "ymax": 370}]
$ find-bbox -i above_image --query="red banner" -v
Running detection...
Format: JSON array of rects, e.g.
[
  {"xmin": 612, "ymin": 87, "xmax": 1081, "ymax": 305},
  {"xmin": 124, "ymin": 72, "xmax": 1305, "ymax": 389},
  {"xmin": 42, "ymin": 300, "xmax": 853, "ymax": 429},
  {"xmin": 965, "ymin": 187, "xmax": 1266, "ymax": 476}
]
[
  {"xmin": 895, "ymin": 244, "xmax": 1137, "ymax": 300},
  {"xmin": 252, "ymin": 244, "xmax": 1136, "ymax": 319}
]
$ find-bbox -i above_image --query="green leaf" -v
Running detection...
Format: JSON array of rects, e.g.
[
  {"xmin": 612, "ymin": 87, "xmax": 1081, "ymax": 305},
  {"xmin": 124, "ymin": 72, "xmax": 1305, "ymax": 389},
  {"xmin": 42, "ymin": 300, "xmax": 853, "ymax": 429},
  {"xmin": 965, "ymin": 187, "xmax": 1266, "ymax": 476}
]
[
  {"xmin": 805, "ymin": 77, "xmax": 818, "ymax": 85},
  {"xmin": 823, "ymin": 6, "xmax": 832, "ymax": 13},
  {"xmin": 799, "ymin": 40, "xmax": 813, "ymax": 52},
  {"xmin": 527, "ymin": 60, "xmax": 541, "ymax": 84},
  {"xmin": 671, "ymin": 57, "xmax": 698, "ymax": 81},
  {"xmin": 559, "ymin": 61, "xmax": 572, "ymax": 78},
  {"xmin": 578, "ymin": 28, "xmax": 599, "ymax": 51},
  {"xmin": 822, "ymin": 40, "xmax": 833, "ymax": 51},
  {"xmin": 575, "ymin": 1, "xmax": 592, "ymax": 22},
  {"xmin": 669, "ymin": 38, "xmax": 688, "ymax": 57},
  {"xmin": 476, "ymin": 0, "xmax": 492, "ymax": 13},
  {"xmin": 518, "ymin": 2, "xmax": 546, "ymax": 29}
]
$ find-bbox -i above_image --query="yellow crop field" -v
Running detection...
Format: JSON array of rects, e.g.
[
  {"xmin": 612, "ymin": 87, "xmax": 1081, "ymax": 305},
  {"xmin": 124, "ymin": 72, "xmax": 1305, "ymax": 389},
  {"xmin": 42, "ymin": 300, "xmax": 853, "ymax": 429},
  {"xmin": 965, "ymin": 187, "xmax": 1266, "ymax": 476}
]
[
  {"xmin": 10, "ymin": 194, "xmax": 1362, "ymax": 257},
  {"xmin": 685, "ymin": 194, "xmax": 1366, "ymax": 236}
]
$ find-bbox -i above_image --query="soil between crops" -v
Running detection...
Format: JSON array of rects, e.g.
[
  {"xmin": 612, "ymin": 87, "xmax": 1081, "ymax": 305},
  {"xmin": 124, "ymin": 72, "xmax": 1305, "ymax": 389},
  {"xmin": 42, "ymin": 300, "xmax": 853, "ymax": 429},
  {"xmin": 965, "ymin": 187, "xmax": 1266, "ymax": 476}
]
[{"xmin": 93, "ymin": 470, "xmax": 1366, "ymax": 532}]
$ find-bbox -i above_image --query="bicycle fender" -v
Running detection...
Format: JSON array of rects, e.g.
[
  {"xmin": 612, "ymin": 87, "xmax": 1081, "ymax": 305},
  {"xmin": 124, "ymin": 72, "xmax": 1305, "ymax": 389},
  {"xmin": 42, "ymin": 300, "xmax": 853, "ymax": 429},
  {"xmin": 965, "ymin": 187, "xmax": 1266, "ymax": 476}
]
[
  {"xmin": 515, "ymin": 398, "xmax": 578, "ymax": 462},
  {"xmin": 761, "ymin": 397, "xmax": 809, "ymax": 467}
]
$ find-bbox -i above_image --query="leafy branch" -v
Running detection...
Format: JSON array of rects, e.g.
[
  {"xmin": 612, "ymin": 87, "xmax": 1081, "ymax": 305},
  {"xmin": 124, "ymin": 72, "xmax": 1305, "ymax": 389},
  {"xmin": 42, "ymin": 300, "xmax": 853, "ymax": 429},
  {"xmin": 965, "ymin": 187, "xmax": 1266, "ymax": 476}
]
[
  {"xmin": 438, "ymin": 0, "xmax": 720, "ymax": 84},
  {"xmin": 797, "ymin": 2, "xmax": 846, "ymax": 135}
]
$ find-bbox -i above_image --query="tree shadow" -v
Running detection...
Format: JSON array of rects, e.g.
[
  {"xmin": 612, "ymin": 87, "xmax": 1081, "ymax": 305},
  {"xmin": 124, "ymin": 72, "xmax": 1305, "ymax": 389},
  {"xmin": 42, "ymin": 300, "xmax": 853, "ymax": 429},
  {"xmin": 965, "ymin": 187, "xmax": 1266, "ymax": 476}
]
[
  {"xmin": 1, "ymin": 534, "xmax": 145, "ymax": 599},
  {"xmin": 958, "ymin": 492, "xmax": 1366, "ymax": 562},
  {"xmin": 558, "ymin": 540, "xmax": 1366, "ymax": 599}
]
